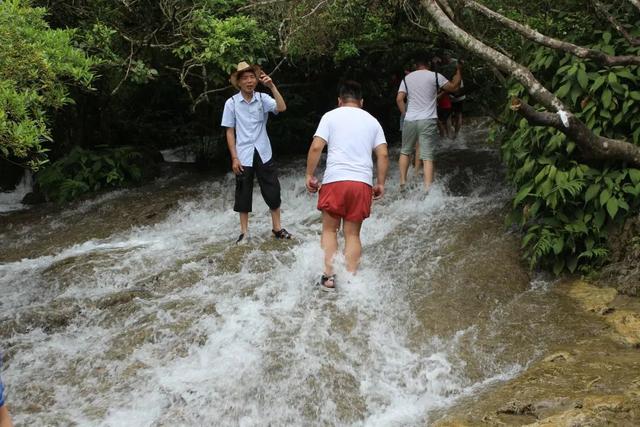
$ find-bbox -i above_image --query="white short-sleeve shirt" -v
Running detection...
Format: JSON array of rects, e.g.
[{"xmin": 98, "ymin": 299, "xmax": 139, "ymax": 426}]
[
  {"xmin": 398, "ymin": 70, "xmax": 449, "ymax": 121},
  {"xmin": 314, "ymin": 106, "xmax": 387, "ymax": 186},
  {"xmin": 221, "ymin": 91, "xmax": 278, "ymax": 166}
]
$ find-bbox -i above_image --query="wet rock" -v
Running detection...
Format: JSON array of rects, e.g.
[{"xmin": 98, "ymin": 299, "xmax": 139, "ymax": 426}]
[
  {"xmin": 583, "ymin": 395, "xmax": 626, "ymax": 412},
  {"xmin": 1, "ymin": 300, "xmax": 80, "ymax": 336},
  {"xmin": 496, "ymin": 400, "xmax": 535, "ymax": 416},
  {"xmin": 607, "ymin": 310, "xmax": 640, "ymax": 347},
  {"xmin": 21, "ymin": 190, "xmax": 46, "ymax": 205},
  {"xmin": 95, "ymin": 289, "xmax": 153, "ymax": 309},
  {"xmin": 529, "ymin": 408, "xmax": 605, "ymax": 426},
  {"xmin": 543, "ymin": 351, "xmax": 573, "ymax": 363},
  {"xmin": 568, "ymin": 281, "xmax": 617, "ymax": 314}
]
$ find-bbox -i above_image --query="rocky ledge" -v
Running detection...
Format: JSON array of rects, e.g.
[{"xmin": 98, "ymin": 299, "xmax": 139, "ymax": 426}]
[{"xmin": 435, "ymin": 280, "xmax": 640, "ymax": 426}]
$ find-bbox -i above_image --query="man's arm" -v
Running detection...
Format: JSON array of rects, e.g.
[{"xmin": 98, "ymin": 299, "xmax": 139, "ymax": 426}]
[
  {"xmin": 373, "ymin": 144, "xmax": 389, "ymax": 200},
  {"xmin": 225, "ymin": 127, "xmax": 243, "ymax": 175},
  {"xmin": 396, "ymin": 91, "xmax": 407, "ymax": 115},
  {"xmin": 305, "ymin": 136, "xmax": 326, "ymax": 192},
  {"xmin": 441, "ymin": 62, "xmax": 463, "ymax": 93},
  {"xmin": 260, "ymin": 73, "xmax": 286, "ymax": 112}
]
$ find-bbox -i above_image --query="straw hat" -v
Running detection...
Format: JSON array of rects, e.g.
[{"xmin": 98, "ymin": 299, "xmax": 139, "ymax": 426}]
[{"xmin": 229, "ymin": 61, "xmax": 262, "ymax": 89}]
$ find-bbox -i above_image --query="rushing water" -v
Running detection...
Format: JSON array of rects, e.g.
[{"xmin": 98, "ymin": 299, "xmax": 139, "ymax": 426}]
[{"xmin": 1, "ymin": 120, "xmax": 590, "ymax": 426}]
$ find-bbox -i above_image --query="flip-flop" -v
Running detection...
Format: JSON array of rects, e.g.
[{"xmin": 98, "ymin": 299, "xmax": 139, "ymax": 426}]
[{"xmin": 317, "ymin": 274, "xmax": 336, "ymax": 292}]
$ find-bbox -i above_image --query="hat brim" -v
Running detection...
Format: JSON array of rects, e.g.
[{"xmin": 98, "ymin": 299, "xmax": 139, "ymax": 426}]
[{"xmin": 229, "ymin": 64, "xmax": 262, "ymax": 89}]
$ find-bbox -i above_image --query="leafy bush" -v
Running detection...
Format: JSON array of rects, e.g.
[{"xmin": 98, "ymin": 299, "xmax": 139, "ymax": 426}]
[
  {"xmin": 0, "ymin": 0, "xmax": 94, "ymax": 169},
  {"xmin": 499, "ymin": 30, "xmax": 640, "ymax": 274},
  {"xmin": 36, "ymin": 146, "xmax": 144, "ymax": 203}
]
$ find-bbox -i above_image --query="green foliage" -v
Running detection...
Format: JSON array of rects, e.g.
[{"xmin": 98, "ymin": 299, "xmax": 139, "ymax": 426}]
[
  {"xmin": 0, "ymin": 0, "xmax": 94, "ymax": 169},
  {"xmin": 36, "ymin": 146, "xmax": 144, "ymax": 203},
  {"xmin": 500, "ymin": 26, "xmax": 640, "ymax": 274}
]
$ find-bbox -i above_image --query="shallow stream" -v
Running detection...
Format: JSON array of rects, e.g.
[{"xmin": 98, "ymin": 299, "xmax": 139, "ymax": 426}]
[{"xmin": 0, "ymin": 120, "xmax": 597, "ymax": 426}]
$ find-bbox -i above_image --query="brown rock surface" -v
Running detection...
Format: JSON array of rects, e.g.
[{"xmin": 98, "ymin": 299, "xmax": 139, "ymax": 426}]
[{"xmin": 434, "ymin": 280, "xmax": 640, "ymax": 426}]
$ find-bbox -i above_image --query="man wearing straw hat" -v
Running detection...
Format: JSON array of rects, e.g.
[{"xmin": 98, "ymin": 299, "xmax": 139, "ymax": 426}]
[{"xmin": 221, "ymin": 61, "xmax": 290, "ymax": 244}]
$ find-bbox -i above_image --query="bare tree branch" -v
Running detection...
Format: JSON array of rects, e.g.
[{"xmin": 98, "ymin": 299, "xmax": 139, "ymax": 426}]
[
  {"xmin": 436, "ymin": 0, "xmax": 454, "ymax": 19},
  {"xmin": 592, "ymin": 0, "xmax": 640, "ymax": 46},
  {"xmin": 463, "ymin": 0, "xmax": 640, "ymax": 66},
  {"xmin": 512, "ymin": 99, "xmax": 640, "ymax": 166},
  {"xmin": 629, "ymin": 0, "xmax": 640, "ymax": 12},
  {"xmin": 420, "ymin": 0, "xmax": 640, "ymax": 166},
  {"xmin": 421, "ymin": 0, "xmax": 566, "ymax": 113}
]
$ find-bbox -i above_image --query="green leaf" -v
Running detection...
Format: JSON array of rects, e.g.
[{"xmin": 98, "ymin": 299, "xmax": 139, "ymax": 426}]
[
  {"xmin": 603, "ymin": 32, "xmax": 611, "ymax": 44},
  {"xmin": 567, "ymin": 256, "xmax": 578, "ymax": 273},
  {"xmin": 618, "ymin": 198, "xmax": 630, "ymax": 211},
  {"xmin": 577, "ymin": 68, "xmax": 588, "ymax": 90},
  {"xmin": 629, "ymin": 169, "xmax": 640, "ymax": 185},
  {"xmin": 594, "ymin": 210, "xmax": 606, "ymax": 229},
  {"xmin": 556, "ymin": 82, "xmax": 571, "ymax": 98},
  {"xmin": 630, "ymin": 91, "xmax": 640, "ymax": 101},
  {"xmin": 552, "ymin": 236, "xmax": 564, "ymax": 255},
  {"xmin": 599, "ymin": 189, "xmax": 611, "ymax": 205},
  {"xmin": 514, "ymin": 184, "xmax": 534, "ymax": 206},
  {"xmin": 591, "ymin": 76, "xmax": 606, "ymax": 92},
  {"xmin": 553, "ymin": 258, "xmax": 565, "ymax": 275},
  {"xmin": 606, "ymin": 197, "xmax": 619, "ymax": 219},
  {"xmin": 601, "ymin": 89, "xmax": 612, "ymax": 109},
  {"xmin": 585, "ymin": 183, "xmax": 601, "ymax": 202}
]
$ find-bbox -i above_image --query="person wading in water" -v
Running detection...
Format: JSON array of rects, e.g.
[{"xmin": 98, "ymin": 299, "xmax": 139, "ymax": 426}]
[
  {"xmin": 396, "ymin": 56, "xmax": 462, "ymax": 192},
  {"xmin": 305, "ymin": 80, "xmax": 389, "ymax": 291},
  {"xmin": 221, "ymin": 61, "xmax": 291, "ymax": 244}
]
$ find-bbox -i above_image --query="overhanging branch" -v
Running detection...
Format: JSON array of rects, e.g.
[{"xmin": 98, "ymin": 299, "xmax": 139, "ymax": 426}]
[
  {"xmin": 420, "ymin": 0, "xmax": 640, "ymax": 166},
  {"xmin": 463, "ymin": 0, "xmax": 640, "ymax": 66},
  {"xmin": 511, "ymin": 99, "xmax": 640, "ymax": 166}
]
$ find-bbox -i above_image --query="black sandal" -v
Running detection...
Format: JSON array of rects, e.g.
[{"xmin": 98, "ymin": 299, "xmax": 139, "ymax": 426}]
[
  {"xmin": 272, "ymin": 228, "xmax": 292, "ymax": 239},
  {"xmin": 319, "ymin": 274, "xmax": 336, "ymax": 291}
]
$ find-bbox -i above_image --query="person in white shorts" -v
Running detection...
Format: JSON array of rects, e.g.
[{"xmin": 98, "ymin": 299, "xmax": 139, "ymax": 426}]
[
  {"xmin": 396, "ymin": 56, "xmax": 462, "ymax": 191},
  {"xmin": 305, "ymin": 81, "xmax": 389, "ymax": 290}
]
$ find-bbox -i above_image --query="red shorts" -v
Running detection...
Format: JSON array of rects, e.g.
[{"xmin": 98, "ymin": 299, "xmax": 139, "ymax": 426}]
[{"xmin": 317, "ymin": 180, "xmax": 373, "ymax": 222}]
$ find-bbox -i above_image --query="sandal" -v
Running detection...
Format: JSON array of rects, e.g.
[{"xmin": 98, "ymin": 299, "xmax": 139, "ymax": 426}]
[
  {"xmin": 272, "ymin": 228, "xmax": 292, "ymax": 239},
  {"xmin": 318, "ymin": 274, "xmax": 336, "ymax": 292}
]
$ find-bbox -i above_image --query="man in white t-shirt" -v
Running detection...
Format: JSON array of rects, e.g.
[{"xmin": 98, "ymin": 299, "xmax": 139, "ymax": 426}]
[
  {"xmin": 396, "ymin": 56, "xmax": 462, "ymax": 191},
  {"xmin": 305, "ymin": 81, "xmax": 389, "ymax": 290}
]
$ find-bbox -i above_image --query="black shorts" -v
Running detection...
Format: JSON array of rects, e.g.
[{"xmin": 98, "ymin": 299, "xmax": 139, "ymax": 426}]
[
  {"xmin": 437, "ymin": 107, "xmax": 452, "ymax": 122},
  {"xmin": 452, "ymin": 101, "xmax": 464, "ymax": 114},
  {"xmin": 234, "ymin": 150, "xmax": 281, "ymax": 213}
]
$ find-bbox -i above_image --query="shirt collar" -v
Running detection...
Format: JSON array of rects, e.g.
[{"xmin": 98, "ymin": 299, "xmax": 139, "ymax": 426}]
[{"xmin": 237, "ymin": 91, "xmax": 258, "ymax": 104}]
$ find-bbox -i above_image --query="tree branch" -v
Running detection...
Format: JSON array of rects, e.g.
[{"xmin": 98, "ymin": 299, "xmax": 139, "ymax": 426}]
[
  {"xmin": 420, "ymin": 0, "xmax": 640, "ymax": 166},
  {"xmin": 592, "ymin": 0, "xmax": 640, "ymax": 46},
  {"xmin": 511, "ymin": 99, "xmax": 640, "ymax": 166},
  {"xmin": 463, "ymin": 0, "xmax": 640, "ymax": 66},
  {"xmin": 629, "ymin": 0, "xmax": 640, "ymax": 13}
]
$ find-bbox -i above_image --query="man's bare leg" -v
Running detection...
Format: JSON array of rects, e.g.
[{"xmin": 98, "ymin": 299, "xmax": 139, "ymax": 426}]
[
  {"xmin": 343, "ymin": 220, "xmax": 363, "ymax": 273},
  {"xmin": 399, "ymin": 153, "xmax": 411, "ymax": 186},
  {"xmin": 414, "ymin": 144, "xmax": 421, "ymax": 171},
  {"xmin": 239, "ymin": 212, "xmax": 249, "ymax": 234},
  {"xmin": 321, "ymin": 212, "xmax": 341, "ymax": 276},
  {"xmin": 422, "ymin": 159, "xmax": 434, "ymax": 191},
  {"xmin": 0, "ymin": 405, "xmax": 14, "ymax": 427},
  {"xmin": 270, "ymin": 207, "xmax": 282, "ymax": 231}
]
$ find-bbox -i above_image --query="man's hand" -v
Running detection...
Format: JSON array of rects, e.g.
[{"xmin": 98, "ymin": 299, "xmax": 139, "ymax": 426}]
[
  {"xmin": 306, "ymin": 175, "xmax": 320, "ymax": 193},
  {"xmin": 232, "ymin": 158, "xmax": 244, "ymax": 175},
  {"xmin": 259, "ymin": 72, "xmax": 274, "ymax": 89},
  {"xmin": 372, "ymin": 184, "xmax": 384, "ymax": 200}
]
